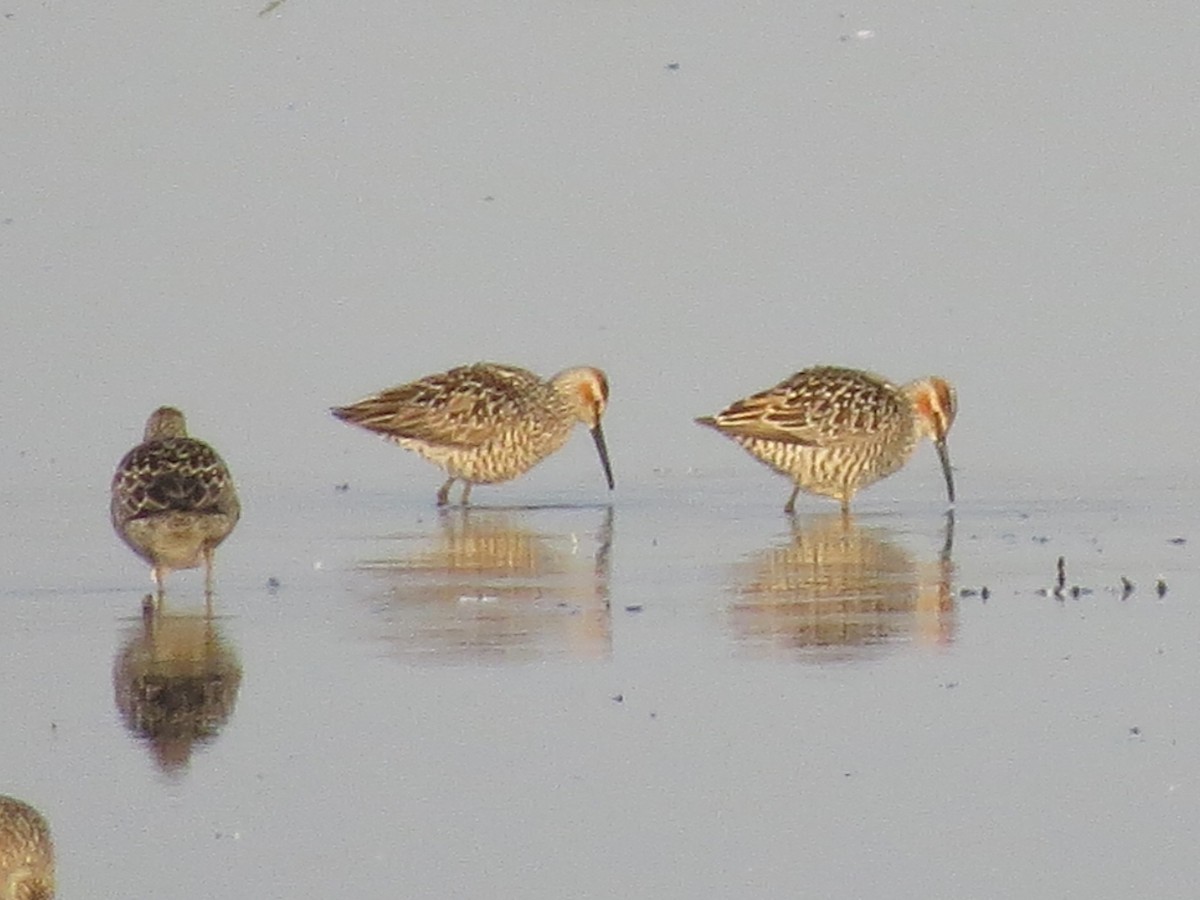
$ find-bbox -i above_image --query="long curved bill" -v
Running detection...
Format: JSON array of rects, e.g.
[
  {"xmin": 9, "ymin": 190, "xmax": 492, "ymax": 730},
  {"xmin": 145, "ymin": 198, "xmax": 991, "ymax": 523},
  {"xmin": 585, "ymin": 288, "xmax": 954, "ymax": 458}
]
[
  {"xmin": 935, "ymin": 439, "xmax": 955, "ymax": 506},
  {"xmin": 590, "ymin": 423, "xmax": 615, "ymax": 490}
]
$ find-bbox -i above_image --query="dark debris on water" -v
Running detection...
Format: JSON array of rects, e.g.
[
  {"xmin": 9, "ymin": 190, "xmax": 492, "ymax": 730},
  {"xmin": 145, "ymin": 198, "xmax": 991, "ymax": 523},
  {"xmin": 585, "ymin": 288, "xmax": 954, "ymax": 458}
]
[{"xmin": 1027, "ymin": 556, "xmax": 1170, "ymax": 601}]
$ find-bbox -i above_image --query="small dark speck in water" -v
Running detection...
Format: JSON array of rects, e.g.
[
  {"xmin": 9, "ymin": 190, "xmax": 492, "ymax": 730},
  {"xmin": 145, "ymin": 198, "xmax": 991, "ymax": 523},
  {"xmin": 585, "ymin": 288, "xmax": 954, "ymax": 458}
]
[
  {"xmin": 267, "ymin": 577, "xmax": 281, "ymax": 592},
  {"xmin": 1032, "ymin": 536, "xmax": 1049, "ymax": 544},
  {"xmin": 1120, "ymin": 577, "xmax": 1135, "ymax": 599},
  {"xmin": 649, "ymin": 712, "xmax": 657, "ymax": 720},
  {"xmin": 1168, "ymin": 537, "xmax": 1186, "ymax": 545},
  {"xmin": 334, "ymin": 483, "xmax": 349, "ymax": 492},
  {"xmin": 624, "ymin": 604, "xmax": 644, "ymax": 613},
  {"xmin": 958, "ymin": 588, "xmax": 991, "ymax": 600},
  {"xmin": 942, "ymin": 682, "xmax": 959, "ymax": 689},
  {"xmin": 1129, "ymin": 726, "xmax": 1141, "ymax": 736},
  {"xmin": 1156, "ymin": 579, "xmax": 1168, "ymax": 598},
  {"xmin": 665, "ymin": 62, "xmax": 680, "ymax": 70},
  {"xmin": 611, "ymin": 694, "xmax": 623, "ymax": 703}
]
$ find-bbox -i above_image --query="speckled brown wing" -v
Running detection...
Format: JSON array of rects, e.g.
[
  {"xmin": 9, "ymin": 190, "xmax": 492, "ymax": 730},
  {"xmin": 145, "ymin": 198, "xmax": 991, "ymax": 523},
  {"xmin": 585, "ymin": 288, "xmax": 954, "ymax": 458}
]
[
  {"xmin": 702, "ymin": 367, "xmax": 907, "ymax": 447},
  {"xmin": 111, "ymin": 438, "xmax": 240, "ymax": 524},
  {"xmin": 0, "ymin": 796, "xmax": 54, "ymax": 900},
  {"xmin": 332, "ymin": 364, "xmax": 546, "ymax": 449}
]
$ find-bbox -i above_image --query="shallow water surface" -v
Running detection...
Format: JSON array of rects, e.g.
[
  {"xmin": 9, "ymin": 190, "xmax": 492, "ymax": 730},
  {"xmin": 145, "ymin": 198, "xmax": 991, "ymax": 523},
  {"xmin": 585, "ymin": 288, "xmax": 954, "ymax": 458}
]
[
  {"xmin": 3, "ymin": 473, "xmax": 1198, "ymax": 898},
  {"xmin": 6, "ymin": 0, "xmax": 1200, "ymax": 895}
]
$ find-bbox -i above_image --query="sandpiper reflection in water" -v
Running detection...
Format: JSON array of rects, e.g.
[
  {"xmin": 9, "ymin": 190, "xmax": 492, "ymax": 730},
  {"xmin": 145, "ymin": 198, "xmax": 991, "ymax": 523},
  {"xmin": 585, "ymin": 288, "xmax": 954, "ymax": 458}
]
[
  {"xmin": 361, "ymin": 507, "xmax": 613, "ymax": 663},
  {"xmin": 113, "ymin": 609, "xmax": 243, "ymax": 776},
  {"xmin": 0, "ymin": 795, "xmax": 54, "ymax": 900},
  {"xmin": 730, "ymin": 512, "xmax": 955, "ymax": 659}
]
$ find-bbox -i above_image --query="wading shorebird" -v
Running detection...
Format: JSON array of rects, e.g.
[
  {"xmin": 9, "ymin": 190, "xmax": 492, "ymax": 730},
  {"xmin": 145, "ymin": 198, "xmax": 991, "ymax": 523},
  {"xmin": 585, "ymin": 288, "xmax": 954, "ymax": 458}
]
[
  {"xmin": 0, "ymin": 795, "xmax": 55, "ymax": 900},
  {"xmin": 111, "ymin": 407, "xmax": 241, "ymax": 597},
  {"xmin": 332, "ymin": 363, "xmax": 615, "ymax": 506},
  {"xmin": 696, "ymin": 366, "xmax": 956, "ymax": 514}
]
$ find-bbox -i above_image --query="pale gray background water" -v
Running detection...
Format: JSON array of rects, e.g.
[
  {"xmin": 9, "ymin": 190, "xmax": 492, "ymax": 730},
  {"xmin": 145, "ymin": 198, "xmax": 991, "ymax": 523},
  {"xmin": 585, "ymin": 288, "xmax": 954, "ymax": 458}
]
[{"xmin": 3, "ymin": 2, "xmax": 1200, "ymax": 897}]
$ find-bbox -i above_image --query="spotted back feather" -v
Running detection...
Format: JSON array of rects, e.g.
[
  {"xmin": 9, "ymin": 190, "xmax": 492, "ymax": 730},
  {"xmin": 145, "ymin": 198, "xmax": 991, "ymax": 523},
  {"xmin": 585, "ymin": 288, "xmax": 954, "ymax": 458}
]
[
  {"xmin": 111, "ymin": 438, "xmax": 239, "ymax": 523},
  {"xmin": 331, "ymin": 363, "xmax": 549, "ymax": 449},
  {"xmin": 698, "ymin": 366, "xmax": 908, "ymax": 447},
  {"xmin": 0, "ymin": 795, "xmax": 54, "ymax": 900}
]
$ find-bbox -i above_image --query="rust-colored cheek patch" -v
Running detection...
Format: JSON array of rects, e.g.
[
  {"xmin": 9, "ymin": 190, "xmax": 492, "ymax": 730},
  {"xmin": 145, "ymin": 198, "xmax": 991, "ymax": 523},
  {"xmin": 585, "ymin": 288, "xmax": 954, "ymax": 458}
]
[
  {"xmin": 934, "ymin": 381, "xmax": 954, "ymax": 416},
  {"xmin": 914, "ymin": 391, "xmax": 934, "ymax": 420}
]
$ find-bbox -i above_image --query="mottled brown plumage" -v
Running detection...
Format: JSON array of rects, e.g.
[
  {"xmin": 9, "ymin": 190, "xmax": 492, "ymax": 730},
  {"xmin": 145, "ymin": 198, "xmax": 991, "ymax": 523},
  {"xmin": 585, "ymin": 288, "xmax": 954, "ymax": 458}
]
[
  {"xmin": 697, "ymin": 366, "xmax": 956, "ymax": 513},
  {"xmin": 333, "ymin": 363, "xmax": 614, "ymax": 506},
  {"xmin": 111, "ymin": 407, "xmax": 241, "ymax": 595},
  {"xmin": 0, "ymin": 796, "xmax": 54, "ymax": 900}
]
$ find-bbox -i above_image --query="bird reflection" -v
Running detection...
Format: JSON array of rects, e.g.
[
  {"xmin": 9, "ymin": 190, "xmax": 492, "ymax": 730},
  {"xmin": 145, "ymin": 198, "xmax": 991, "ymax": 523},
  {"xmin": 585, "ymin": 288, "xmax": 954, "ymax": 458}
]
[
  {"xmin": 730, "ymin": 512, "xmax": 955, "ymax": 659},
  {"xmin": 361, "ymin": 506, "xmax": 613, "ymax": 663},
  {"xmin": 0, "ymin": 795, "xmax": 54, "ymax": 900},
  {"xmin": 112, "ymin": 607, "xmax": 243, "ymax": 776}
]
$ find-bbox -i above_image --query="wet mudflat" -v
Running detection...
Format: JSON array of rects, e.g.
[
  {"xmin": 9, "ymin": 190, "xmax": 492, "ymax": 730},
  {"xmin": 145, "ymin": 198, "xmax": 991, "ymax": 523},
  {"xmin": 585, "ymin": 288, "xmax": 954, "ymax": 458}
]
[
  {"xmin": 3, "ymin": 471, "xmax": 1198, "ymax": 898},
  {"xmin": 6, "ymin": 0, "xmax": 1200, "ymax": 895}
]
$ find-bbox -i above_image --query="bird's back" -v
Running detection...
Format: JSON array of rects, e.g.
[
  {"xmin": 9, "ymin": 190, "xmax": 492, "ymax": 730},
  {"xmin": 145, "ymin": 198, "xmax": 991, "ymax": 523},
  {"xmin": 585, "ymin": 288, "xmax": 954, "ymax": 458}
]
[
  {"xmin": 699, "ymin": 366, "xmax": 911, "ymax": 447},
  {"xmin": 0, "ymin": 796, "xmax": 54, "ymax": 900},
  {"xmin": 111, "ymin": 437, "xmax": 240, "ymax": 527},
  {"xmin": 332, "ymin": 363, "xmax": 554, "ymax": 449}
]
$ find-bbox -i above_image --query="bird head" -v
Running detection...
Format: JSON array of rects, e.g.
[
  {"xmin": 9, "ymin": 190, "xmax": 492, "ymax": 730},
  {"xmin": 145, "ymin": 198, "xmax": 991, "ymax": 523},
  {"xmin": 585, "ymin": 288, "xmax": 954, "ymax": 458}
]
[
  {"xmin": 552, "ymin": 367, "xmax": 614, "ymax": 490},
  {"xmin": 905, "ymin": 377, "xmax": 957, "ymax": 504}
]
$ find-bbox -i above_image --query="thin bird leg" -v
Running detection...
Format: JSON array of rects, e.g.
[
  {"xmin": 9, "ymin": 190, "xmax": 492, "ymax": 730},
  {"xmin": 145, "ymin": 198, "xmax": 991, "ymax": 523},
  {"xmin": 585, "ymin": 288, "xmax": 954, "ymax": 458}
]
[
  {"xmin": 152, "ymin": 566, "xmax": 166, "ymax": 607},
  {"xmin": 436, "ymin": 478, "xmax": 455, "ymax": 507},
  {"xmin": 204, "ymin": 547, "xmax": 215, "ymax": 608},
  {"xmin": 459, "ymin": 482, "xmax": 473, "ymax": 507},
  {"xmin": 784, "ymin": 484, "xmax": 801, "ymax": 515}
]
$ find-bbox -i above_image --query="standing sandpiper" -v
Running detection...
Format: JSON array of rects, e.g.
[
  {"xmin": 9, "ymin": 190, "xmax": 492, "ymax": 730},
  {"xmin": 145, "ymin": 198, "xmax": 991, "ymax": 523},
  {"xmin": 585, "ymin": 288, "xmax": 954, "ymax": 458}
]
[
  {"xmin": 697, "ymin": 366, "xmax": 956, "ymax": 513},
  {"xmin": 333, "ymin": 363, "xmax": 614, "ymax": 506},
  {"xmin": 111, "ymin": 407, "xmax": 241, "ymax": 596}
]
